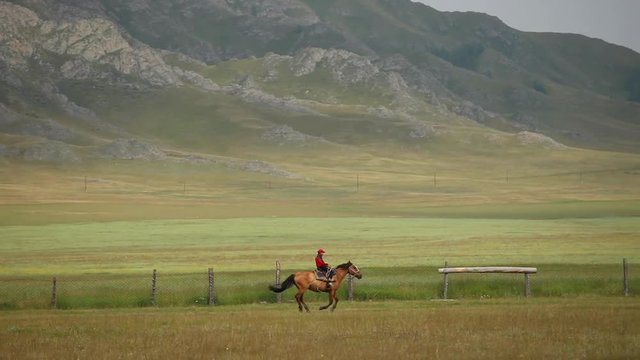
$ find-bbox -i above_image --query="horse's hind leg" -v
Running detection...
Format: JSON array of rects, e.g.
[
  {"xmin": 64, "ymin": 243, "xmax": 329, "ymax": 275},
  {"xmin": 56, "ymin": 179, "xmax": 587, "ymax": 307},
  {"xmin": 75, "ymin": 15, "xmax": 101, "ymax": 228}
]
[
  {"xmin": 295, "ymin": 292, "xmax": 303, "ymax": 312},
  {"xmin": 295, "ymin": 290, "xmax": 310, "ymax": 313}
]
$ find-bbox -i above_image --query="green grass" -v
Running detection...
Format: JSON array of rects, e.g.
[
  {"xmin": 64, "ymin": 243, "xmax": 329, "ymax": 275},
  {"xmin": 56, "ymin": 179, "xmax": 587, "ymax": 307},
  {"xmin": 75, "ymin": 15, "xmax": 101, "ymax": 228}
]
[
  {"xmin": 1, "ymin": 123, "xmax": 639, "ymax": 309},
  {"xmin": 1, "ymin": 214, "xmax": 638, "ymax": 309},
  {"xmin": 1, "ymin": 216, "xmax": 639, "ymax": 274},
  {"xmin": 3, "ymin": 263, "xmax": 639, "ymax": 309}
]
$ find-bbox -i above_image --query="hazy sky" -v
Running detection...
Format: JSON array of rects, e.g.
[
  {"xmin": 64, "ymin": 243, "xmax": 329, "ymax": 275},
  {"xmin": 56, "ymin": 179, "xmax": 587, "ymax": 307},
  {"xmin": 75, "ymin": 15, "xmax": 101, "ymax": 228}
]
[{"xmin": 414, "ymin": 0, "xmax": 640, "ymax": 53}]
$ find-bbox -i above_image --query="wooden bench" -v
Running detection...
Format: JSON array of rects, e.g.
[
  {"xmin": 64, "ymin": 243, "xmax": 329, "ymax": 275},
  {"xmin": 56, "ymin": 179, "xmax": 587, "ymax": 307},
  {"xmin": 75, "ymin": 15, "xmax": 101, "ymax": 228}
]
[{"xmin": 438, "ymin": 266, "xmax": 538, "ymax": 299}]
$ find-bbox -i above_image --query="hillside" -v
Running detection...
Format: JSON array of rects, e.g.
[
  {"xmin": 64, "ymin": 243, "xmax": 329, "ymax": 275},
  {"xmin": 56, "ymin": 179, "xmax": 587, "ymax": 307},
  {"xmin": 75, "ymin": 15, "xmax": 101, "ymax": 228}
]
[{"xmin": 0, "ymin": 0, "xmax": 639, "ymax": 172}]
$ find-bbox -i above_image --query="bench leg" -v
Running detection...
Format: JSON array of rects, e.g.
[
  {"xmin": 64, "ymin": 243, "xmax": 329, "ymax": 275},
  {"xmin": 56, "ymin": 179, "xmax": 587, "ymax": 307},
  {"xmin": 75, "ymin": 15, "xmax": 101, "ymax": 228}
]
[
  {"xmin": 443, "ymin": 273, "xmax": 449, "ymax": 299},
  {"xmin": 524, "ymin": 273, "xmax": 531, "ymax": 297}
]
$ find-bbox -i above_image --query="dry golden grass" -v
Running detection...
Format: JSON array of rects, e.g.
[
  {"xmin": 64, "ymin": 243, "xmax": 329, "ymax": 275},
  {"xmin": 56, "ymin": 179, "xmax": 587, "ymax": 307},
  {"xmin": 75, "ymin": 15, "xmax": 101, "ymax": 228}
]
[
  {"xmin": 1, "ymin": 299, "xmax": 639, "ymax": 359},
  {"xmin": 1, "ymin": 139, "xmax": 639, "ymax": 358},
  {"xmin": 1, "ymin": 155, "xmax": 639, "ymax": 226}
]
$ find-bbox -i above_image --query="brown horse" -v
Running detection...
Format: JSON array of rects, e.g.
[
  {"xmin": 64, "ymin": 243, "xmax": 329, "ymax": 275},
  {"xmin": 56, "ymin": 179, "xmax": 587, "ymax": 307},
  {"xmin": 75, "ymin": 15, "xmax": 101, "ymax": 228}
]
[{"xmin": 269, "ymin": 261, "xmax": 362, "ymax": 312}]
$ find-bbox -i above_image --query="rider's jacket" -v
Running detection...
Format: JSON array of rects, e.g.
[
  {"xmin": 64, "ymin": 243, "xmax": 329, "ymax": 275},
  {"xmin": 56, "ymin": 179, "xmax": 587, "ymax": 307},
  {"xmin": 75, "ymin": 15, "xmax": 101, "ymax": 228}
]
[{"xmin": 315, "ymin": 255, "xmax": 329, "ymax": 270}]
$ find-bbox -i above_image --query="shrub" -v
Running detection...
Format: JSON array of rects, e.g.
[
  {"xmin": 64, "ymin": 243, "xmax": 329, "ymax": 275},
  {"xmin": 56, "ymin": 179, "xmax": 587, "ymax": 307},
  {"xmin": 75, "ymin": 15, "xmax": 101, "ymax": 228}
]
[{"xmin": 532, "ymin": 80, "xmax": 548, "ymax": 94}]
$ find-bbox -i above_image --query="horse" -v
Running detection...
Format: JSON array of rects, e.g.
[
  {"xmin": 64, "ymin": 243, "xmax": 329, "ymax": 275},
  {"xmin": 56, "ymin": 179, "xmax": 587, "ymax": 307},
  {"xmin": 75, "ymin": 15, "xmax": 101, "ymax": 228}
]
[{"xmin": 268, "ymin": 261, "xmax": 362, "ymax": 312}]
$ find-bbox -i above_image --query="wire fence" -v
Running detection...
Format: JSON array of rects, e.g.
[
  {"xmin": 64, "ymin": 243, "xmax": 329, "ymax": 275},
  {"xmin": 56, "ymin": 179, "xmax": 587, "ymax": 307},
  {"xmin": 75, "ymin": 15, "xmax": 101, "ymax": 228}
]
[
  {"xmin": 50, "ymin": 165, "xmax": 640, "ymax": 200},
  {"xmin": 0, "ymin": 260, "xmax": 637, "ymax": 310}
]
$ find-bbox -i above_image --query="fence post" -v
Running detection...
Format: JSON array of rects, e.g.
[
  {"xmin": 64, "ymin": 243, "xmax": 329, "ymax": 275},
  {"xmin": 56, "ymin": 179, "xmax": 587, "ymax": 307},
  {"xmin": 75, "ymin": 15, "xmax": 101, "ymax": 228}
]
[
  {"xmin": 348, "ymin": 274, "xmax": 354, "ymax": 301},
  {"xmin": 51, "ymin": 276, "xmax": 57, "ymax": 309},
  {"xmin": 624, "ymin": 258, "xmax": 629, "ymax": 296},
  {"xmin": 275, "ymin": 260, "xmax": 282, "ymax": 303},
  {"xmin": 208, "ymin": 268, "xmax": 215, "ymax": 305},
  {"xmin": 443, "ymin": 261, "xmax": 449, "ymax": 299},
  {"xmin": 524, "ymin": 273, "xmax": 531, "ymax": 297},
  {"xmin": 151, "ymin": 269, "xmax": 157, "ymax": 306}
]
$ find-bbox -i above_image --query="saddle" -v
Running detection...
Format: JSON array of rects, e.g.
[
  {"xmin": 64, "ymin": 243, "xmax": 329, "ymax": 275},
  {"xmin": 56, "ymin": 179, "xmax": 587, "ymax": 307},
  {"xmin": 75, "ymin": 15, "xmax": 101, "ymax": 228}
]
[{"xmin": 315, "ymin": 268, "xmax": 335, "ymax": 282}]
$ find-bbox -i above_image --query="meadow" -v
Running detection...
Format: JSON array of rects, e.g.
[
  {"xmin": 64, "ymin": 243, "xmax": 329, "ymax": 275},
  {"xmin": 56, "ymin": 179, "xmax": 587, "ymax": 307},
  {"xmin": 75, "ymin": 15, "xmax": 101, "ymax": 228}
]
[
  {"xmin": 1, "ymin": 299, "xmax": 639, "ymax": 359},
  {"xmin": 1, "ymin": 152, "xmax": 639, "ymax": 358},
  {"xmin": 1, "ymin": 215, "xmax": 638, "ymax": 310}
]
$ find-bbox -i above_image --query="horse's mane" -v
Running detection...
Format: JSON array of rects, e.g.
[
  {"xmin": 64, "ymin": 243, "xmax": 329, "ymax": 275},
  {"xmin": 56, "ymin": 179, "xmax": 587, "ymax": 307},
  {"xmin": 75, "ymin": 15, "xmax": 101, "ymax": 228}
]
[{"xmin": 335, "ymin": 261, "xmax": 353, "ymax": 270}]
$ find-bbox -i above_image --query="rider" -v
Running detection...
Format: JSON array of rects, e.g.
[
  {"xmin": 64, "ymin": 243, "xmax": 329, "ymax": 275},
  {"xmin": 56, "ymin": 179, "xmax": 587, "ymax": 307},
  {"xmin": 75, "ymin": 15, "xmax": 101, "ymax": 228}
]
[{"xmin": 315, "ymin": 248, "xmax": 333, "ymax": 286}]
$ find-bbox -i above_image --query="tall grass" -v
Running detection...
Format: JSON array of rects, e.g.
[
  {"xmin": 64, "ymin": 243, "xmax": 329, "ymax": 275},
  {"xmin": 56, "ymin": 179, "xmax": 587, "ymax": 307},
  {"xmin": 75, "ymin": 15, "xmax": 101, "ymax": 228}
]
[
  {"xmin": 2, "ymin": 264, "xmax": 637, "ymax": 310},
  {"xmin": 1, "ymin": 300, "xmax": 639, "ymax": 359},
  {"xmin": 1, "ymin": 213, "xmax": 638, "ymax": 309}
]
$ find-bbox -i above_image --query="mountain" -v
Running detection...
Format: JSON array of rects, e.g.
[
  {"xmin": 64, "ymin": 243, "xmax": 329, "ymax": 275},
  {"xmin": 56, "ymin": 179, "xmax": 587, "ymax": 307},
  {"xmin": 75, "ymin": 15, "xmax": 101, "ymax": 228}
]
[{"xmin": 1, "ymin": 0, "xmax": 639, "ymax": 172}]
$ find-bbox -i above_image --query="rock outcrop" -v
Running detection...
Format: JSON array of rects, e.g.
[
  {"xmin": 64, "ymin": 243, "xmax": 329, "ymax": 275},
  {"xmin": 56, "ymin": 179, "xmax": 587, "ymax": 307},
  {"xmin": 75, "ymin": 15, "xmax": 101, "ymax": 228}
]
[
  {"xmin": 95, "ymin": 138, "xmax": 166, "ymax": 160},
  {"xmin": 515, "ymin": 131, "xmax": 567, "ymax": 150}
]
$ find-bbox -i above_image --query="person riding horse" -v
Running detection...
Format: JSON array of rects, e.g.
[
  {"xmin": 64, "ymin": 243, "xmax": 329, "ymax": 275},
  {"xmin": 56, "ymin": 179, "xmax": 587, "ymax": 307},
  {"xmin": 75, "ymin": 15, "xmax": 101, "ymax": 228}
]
[
  {"xmin": 315, "ymin": 248, "xmax": 335, "ymax": 287},
  {"xmin": 269, "ymin": 260, "xmax": 363, "ymax": 312}
]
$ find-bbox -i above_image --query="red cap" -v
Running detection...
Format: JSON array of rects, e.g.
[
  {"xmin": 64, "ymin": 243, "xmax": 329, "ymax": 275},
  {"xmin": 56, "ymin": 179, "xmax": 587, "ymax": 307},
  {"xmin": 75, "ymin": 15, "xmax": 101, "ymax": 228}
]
[{"xmin": 317, "ymin": 248, "xmax": 325, "ymax": 254}]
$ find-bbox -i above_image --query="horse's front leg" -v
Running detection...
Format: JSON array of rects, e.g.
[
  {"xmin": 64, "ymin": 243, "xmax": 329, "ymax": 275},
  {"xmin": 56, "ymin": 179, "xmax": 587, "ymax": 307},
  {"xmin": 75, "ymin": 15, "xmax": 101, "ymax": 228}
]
[
  {"xmin": 319, "ymin": 296, "xmax": 333, "ymax": 310},
  {"xmin": 319, "ymin": 288, "xmax": 335, "ymax": 311},
  {"xmin": 330, "ymin": 293, "xmax": 339, "ymax": 312}
]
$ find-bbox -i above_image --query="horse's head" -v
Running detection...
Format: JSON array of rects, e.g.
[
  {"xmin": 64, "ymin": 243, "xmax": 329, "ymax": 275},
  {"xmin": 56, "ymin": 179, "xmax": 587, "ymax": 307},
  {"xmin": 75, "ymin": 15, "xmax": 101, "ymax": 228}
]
[{"xmin": 346, "ymin": 261, "xmax": 362, "ymax": 279}]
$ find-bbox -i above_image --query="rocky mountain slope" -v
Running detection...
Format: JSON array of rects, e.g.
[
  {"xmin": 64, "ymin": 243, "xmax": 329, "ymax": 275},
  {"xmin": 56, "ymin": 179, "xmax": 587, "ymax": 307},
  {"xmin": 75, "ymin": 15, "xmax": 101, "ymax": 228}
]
[{"xmin": 0, "ymin": 0, "xmax": 639, "ymax": 170}]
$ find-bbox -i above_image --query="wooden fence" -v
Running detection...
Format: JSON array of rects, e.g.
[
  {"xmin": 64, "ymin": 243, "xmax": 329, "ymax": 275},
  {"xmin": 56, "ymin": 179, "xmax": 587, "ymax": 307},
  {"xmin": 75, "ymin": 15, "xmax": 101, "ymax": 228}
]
[
  {"xmin": 47, "ymin": 263, "xmax": 355, "ymax": 309},
  {"xmin": 3, "ymin": 258, "xmax": 633, "ymax": 309},
  {"xmin": 438, "ymin": 265, "xmax": 538, "ymax": 299}
]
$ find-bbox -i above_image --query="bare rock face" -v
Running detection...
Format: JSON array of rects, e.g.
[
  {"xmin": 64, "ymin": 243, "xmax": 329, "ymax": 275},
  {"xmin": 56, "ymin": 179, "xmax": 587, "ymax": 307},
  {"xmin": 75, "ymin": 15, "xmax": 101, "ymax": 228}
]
[
  {"xmin": 234, "ymin": 88, "xmax": 318, "ymax": 114},
  {"xmin": 172, "ymin": 67, "xmax": 221, "ymax": 92},
  {"xmin": 515, "ymin": 131, "xmax": 567, "ymax": 150},
  {"xmin": 225, "ymin": 159, "xmax": 300, "ymax": 178},
  {"xmin": 291, "ymin": 48, "xmax": 327, "ymax": 76},
  {"xmin": 450, "ymin": 101, "xmax": 497, "ymax": 124},
  {"xmin": 95, "ymin": 138, "xmax": 166, "ymax": 160},
  {"xmin": 291, "ymin": 48, "xmax": 379, "ymax": 83},
  {"xmin": 242, "ymin": 0, "xmax": 319, "ymax": 27},
  {"xmin": 20, "ymin": 140, "xmax": 81, "ymax": 162},
  {"xmin": 0, "ymin": 2, "xmax": 39, "ymax": 68},
  {"xmin": 40, "ymin": 18, "xmax": 180, "ymax": 86},
  {"xmin": 0, "ymin": 1, "xmax": 181, "ymax": 87},
  {"xmin": 40, "ymin": 19, "xmax": 129, "ymax": 61},
  {"xmin": 0, "ymin": 103, "xmax": 18, "ymax": 126},
  {"xmin": 18, "ymin": 118, "xmax": 76, "ymax": 142},
  {"xmin": 261, "ymin": 125, "xmax": 326, "ymax": 145}
]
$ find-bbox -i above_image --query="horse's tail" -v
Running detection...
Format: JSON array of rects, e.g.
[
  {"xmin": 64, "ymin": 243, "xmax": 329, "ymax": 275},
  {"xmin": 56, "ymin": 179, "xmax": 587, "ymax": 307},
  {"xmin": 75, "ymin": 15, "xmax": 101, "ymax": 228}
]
[{"xmin": 268, "ymin": 274, "xmax": 295, "ymax": 293}]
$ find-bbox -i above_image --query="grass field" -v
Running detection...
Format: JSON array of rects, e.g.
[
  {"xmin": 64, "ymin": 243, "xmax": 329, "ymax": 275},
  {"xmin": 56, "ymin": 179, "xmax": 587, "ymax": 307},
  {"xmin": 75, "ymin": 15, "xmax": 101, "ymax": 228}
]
[
  {"xmin": 1, "ymin": 146, "xmax": 639, "ymax": 357},
  {"xmin": 1, "ymin": 216, "xmax": 639, "ymax": 274},
  {"xmin": 1, "ymin": 299, "xmax": 639, "ymax": 359},
  {"xmin": 1, "ymin": 215, "xmax": 638, "ymax": 310}
]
